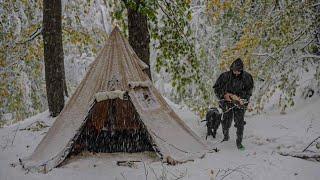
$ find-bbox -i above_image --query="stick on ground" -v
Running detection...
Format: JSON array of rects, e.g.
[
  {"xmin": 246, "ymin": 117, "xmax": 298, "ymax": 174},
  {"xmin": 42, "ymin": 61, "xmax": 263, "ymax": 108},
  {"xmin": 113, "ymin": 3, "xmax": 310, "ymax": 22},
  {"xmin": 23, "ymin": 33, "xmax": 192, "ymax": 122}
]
[{"xmin": 302, "ymin": 136, "xmax": 320, "ymax": 152}]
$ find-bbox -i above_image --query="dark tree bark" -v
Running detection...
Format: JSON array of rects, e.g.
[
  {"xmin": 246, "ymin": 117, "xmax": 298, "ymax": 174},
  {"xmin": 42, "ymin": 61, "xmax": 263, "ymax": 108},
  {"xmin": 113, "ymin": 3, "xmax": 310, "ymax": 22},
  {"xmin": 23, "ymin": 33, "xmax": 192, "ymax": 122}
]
[
  {"xmin": 314, "ymin": 5, "xmax": 320, "ymax": 55},
  {"xmin": 43, "ymin": 0, "xmax": 67, "ymax": 117},
  {"xmin": 126, "ymin": 0, "xmax": 152, "ymax": 80}
]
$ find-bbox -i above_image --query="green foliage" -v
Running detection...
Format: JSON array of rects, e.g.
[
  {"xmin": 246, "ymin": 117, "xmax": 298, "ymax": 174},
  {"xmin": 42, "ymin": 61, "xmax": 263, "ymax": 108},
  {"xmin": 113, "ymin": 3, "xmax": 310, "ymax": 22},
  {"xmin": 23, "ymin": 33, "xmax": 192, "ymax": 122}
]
[
  {"xmin": 1, "ymin": 0, "xmax": 110, "ymax": 123},
  {"xmin": 2, "ymin": 0, "xmax": 319, "ymax": 122},
  {"xmin": 110, "ymin": 0, "xmax": 128, "ymax": 36},
  {"xmin": 148, "ymin": 1, "xmax": 211, "ymax": 115},
  {"xmin": 0, "ymin": 1, "xmax": 45, "ymax": 122},
  {"xmin": 108, "ymin": 0, "xmax": 211, "ymax": 116},
  {"xmin": 152, "ymin": 0, "xmax": 320, "ymax": 115}
]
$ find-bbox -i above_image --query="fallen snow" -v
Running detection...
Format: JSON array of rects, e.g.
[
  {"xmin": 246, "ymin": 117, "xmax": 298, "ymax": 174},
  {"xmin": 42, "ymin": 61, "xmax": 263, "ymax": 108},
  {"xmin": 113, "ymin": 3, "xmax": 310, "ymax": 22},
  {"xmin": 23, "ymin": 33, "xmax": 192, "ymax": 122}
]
[{"xmin": 0, "ymin": 98, "xmax": 319, "ymax": 180}]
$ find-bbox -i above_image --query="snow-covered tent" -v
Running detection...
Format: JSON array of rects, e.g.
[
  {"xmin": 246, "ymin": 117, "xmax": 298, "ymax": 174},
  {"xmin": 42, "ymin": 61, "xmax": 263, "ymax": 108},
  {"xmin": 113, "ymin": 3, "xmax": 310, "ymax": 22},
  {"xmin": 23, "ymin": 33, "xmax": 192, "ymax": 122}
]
[{"xmin": 19, "ymin": 27, "xmax": 208, "ymax": 173}]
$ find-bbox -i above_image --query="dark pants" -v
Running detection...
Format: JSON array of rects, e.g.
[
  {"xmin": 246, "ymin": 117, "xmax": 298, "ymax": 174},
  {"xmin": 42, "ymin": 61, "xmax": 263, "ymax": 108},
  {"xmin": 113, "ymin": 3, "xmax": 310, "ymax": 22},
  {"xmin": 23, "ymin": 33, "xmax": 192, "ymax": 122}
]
[{"xmin": 220, "ymin": 102, "xmax": 246, "ymax": 145}]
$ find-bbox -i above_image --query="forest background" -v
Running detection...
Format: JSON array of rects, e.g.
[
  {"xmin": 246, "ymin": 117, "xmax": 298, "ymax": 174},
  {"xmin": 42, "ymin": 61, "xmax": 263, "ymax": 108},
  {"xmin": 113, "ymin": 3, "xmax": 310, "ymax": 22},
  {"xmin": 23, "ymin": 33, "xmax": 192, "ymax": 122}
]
[{"xmin": 1, "ymin": 0, "xmax": 319, "ymax": 124}]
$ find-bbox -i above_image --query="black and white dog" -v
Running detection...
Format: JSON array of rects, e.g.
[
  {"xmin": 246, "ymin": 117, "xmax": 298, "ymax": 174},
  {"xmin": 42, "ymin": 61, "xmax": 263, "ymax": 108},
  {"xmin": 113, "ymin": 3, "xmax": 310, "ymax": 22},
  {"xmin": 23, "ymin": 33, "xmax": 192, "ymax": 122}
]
[{"xmin": 204, "ymin": 107, "xmax": 222, "ymax": 139}]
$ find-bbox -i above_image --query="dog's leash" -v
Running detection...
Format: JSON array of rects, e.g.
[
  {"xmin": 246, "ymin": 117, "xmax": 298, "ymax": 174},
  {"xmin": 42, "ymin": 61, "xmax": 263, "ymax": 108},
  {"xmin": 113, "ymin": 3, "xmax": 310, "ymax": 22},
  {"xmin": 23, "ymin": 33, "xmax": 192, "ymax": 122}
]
[
  {"xmin": 203, "ymin": 99, "xmax": 250, "ymax": 140},
  {"xmin": 218, "ymin": 99, "xmax": 249, "ymax": 122},
  {"xmin": 201, "ymin": 99, "xmax": 249, "ymax": 123},
  {"xmin": 219, "ymin": 99, "xmax": 249, "ymax": 113}
]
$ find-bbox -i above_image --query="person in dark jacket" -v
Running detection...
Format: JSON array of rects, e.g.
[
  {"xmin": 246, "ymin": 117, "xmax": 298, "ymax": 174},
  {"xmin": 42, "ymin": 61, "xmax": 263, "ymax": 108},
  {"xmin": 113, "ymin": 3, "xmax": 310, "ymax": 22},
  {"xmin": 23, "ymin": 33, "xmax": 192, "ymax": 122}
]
[{"xmin": 213, "ymin": 58, "xmax": 254, "ymax": 150}]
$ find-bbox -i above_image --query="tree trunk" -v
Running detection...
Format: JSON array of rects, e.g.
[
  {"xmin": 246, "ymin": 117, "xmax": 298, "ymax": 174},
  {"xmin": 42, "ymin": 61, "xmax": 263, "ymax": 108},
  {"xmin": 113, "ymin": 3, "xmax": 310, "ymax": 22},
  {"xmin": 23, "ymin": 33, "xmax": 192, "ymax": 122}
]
[
  {"xmin": 43, "ymin": 0, "xmax": 66, "ymax": 117},
  {"xmin": 126, "ymin": 0, "xmax": 151, "ymax": 80}
]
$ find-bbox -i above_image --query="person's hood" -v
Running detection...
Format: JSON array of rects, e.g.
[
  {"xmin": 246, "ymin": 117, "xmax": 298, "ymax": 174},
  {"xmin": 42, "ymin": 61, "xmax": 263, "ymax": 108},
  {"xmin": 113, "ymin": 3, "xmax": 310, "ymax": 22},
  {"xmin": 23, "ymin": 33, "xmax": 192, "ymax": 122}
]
[{"xmin": 230, "ymin": 58, "xmax": 244, "ymax": 71}]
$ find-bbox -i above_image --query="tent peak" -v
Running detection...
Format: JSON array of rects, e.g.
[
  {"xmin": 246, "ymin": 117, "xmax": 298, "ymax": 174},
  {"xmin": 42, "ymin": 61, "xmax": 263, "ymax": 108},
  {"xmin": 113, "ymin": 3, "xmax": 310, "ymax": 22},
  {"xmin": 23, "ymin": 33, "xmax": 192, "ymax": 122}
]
[{"xmin": 110, "ymin": 26, "xmax": 121, "ymax": 36}]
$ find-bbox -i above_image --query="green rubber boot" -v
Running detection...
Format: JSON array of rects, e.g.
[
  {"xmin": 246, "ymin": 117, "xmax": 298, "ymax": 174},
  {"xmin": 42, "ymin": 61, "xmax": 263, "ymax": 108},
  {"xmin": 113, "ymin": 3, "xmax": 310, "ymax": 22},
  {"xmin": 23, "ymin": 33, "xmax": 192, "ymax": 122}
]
[{"xmin": 237, "ymin": 144, "xmax": 245, "ymax": 151}]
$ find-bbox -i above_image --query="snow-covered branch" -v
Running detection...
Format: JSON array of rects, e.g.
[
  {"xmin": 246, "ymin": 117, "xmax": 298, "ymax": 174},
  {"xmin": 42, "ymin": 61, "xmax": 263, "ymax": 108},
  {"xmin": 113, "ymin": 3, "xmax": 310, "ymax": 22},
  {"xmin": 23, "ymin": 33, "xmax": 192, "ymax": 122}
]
[{"xmin": 17, "ymin": 27, "xmax": 43, "ymax": 44}]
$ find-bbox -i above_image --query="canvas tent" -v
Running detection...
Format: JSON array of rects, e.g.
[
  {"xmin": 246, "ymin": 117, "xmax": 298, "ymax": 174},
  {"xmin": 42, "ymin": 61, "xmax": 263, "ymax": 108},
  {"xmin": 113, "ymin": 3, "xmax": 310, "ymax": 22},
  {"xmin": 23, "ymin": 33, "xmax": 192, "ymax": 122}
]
[{"xmin": 20, "ymin": 27, "xmax": 208, "ymax": 173}]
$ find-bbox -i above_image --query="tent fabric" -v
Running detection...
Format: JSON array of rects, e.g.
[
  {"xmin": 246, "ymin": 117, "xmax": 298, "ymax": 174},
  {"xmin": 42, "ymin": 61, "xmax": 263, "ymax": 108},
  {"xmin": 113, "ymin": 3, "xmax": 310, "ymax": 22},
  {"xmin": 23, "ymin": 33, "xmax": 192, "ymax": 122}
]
[{"xmin": 20, "ymin": 27, "xmax": 208, "ymax": 173}]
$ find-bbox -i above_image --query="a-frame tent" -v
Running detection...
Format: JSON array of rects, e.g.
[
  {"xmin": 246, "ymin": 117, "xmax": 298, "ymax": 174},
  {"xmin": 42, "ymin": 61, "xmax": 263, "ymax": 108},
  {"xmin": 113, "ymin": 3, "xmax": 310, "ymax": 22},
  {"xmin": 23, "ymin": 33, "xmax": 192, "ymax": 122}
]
[{"xmin": 20, "ymin": 27, "xmax": 208, "ymax": 173}]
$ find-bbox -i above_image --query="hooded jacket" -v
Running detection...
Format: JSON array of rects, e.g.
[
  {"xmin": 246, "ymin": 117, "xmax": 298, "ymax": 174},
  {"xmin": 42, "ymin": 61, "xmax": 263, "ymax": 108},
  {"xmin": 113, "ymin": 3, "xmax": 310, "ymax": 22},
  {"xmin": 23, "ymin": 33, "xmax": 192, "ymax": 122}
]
[{"xmin": 213, "ymin": 59, "xmax": 254, "ymax": 101}]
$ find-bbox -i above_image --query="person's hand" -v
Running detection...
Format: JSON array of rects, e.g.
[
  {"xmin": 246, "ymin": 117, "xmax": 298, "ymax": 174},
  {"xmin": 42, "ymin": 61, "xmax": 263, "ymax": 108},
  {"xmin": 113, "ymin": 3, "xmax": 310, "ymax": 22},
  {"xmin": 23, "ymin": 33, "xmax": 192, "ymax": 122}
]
[
  {"xmin": 247, "ymin": 104, "xmax": 253, "ymax": 112},
  {"xmin": 230, "ymin": 94, "xmax": 239, "ymax": 101},
  {"xmin": 229, "ymin": 94, "xmax": 244, "ymax": 105},
  {"xmin": 224, "ymin": 93, "xmax": 232, "ymax": 102},
  {"xmin": 238, "ymin": 99, "xmax": 244, "ymax": 106}
]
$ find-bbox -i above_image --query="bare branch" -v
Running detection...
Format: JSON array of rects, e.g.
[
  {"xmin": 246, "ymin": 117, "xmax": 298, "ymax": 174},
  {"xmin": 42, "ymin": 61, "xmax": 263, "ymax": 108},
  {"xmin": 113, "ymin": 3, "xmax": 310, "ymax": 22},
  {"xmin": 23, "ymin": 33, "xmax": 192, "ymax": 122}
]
[
  {"xmin": 311, "ymin": 2, "xmax": 320, "ymax": 7},
  {"xmin": 279, "ymin": 151, "xmax": 320, "ymax": 161},
  {"xmin": 303, "ymin": 136, "xmax": 320, "ymax": 152},
  {"xmin": 17, "ymin": 27, "xmax": 43, "ymax": 45},
  {"xmin": 297, "ymin": 54, "xmax": 320, "ymax": 60},
  {"xmin": 217, "ymin": 164, "xmax": 254, "ymax": 180}
]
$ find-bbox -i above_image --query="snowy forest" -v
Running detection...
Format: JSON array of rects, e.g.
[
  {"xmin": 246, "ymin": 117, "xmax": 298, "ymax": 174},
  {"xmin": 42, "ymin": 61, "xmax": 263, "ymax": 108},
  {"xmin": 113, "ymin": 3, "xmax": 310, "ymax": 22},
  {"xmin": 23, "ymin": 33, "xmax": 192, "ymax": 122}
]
[
  {"xmin": 1, "ymin": 0, "xmax": 319, "ymax": 122},
  {"xmin": 1, "ymin": 0, "xmax": 320, "ymax": 180}
]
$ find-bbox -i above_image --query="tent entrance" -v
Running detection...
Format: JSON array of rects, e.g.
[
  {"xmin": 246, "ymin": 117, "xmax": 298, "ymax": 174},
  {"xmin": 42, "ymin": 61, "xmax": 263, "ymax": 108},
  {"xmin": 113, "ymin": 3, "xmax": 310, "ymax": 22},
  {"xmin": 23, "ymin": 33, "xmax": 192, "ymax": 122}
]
[{"xmin": 70, "ymin": 98, "xmax": 155, "ymax": 155}]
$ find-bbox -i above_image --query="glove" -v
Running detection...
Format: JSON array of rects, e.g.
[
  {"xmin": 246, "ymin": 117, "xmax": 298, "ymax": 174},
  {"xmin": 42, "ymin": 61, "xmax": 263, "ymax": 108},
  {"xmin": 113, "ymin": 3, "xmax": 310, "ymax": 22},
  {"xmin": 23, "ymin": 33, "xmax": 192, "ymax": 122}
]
[
  {"xmin": 224, "ymin": 93, "xmax": 232, "ymax": 102},
  {"xmin": 230, "ymin": 94, "xmax": 245, "ymax": 106}
]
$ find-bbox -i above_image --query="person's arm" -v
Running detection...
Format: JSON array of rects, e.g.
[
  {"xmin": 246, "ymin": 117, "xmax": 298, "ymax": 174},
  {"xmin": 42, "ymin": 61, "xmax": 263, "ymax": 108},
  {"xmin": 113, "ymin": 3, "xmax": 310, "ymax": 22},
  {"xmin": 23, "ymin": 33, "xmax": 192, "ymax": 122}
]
[{"xmin": 213, "ymin": 73, "xmax": 229, "ymax": 100}]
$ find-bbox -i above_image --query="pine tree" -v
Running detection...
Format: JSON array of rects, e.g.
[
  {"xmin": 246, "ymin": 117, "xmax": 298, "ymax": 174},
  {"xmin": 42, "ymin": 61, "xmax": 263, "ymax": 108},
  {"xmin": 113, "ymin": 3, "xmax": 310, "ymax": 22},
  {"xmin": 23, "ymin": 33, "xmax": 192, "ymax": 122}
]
[{"xmin": 125, "ymin": 0, "xmax": 151, "ymax": 80}]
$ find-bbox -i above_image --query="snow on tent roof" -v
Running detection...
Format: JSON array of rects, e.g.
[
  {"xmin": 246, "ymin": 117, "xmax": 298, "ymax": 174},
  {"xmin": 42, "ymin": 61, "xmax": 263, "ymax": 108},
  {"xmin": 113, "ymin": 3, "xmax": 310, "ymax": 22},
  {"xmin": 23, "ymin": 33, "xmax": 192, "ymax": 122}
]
[{"xmin": 19, "ymin": 27, "xmax": 208, "ymax": 173}]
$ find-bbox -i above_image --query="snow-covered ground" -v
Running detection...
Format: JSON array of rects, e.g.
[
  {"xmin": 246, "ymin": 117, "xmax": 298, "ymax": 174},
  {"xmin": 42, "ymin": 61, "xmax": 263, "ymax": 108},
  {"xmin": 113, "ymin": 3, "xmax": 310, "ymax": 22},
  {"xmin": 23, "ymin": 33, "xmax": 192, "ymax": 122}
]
[{"xmin": 0, "ymin": 98, "xmax": 319, "ymax": 180}]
